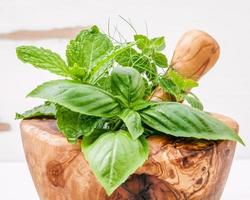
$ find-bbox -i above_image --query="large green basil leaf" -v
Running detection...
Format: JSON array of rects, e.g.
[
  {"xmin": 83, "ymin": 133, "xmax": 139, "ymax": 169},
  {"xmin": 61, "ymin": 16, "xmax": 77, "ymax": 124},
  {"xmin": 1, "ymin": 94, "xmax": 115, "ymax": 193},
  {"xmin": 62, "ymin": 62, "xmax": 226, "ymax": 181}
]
[
  {"xmin": 82, "ymin": 130, "xmax": 149, "ymax": 195},
  {"xmin": 28, "ymin": 80, "xmax": 121, "ymax": 118},
  {"xmin": 119, "ymin": 109, "xmax": 144, "ymax": 139},
  {"xmin": 56, "ymin": 106, "xmax": 100, "ymax": 143},
  {"xmin": 66, "ymin": 26, "xmax": 113, "ymax": 69},
  {"xmin": 141, "ymin": 102, "xmax": 244, "ymax": 144},
  {"xmin": 111, "ymin": 66, "xmax": 145, "ymax": 107},
  {"xmin": 15, "ymin": 102, "xmax": 56, "ymax": 119}
]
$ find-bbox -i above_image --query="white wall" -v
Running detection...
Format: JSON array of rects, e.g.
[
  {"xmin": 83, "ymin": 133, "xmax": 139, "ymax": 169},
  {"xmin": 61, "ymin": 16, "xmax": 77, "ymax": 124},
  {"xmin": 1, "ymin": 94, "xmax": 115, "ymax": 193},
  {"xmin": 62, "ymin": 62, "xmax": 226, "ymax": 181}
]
[{"xmin": 0, "ymin": 0, "xmax": 249, "ymax": 161}]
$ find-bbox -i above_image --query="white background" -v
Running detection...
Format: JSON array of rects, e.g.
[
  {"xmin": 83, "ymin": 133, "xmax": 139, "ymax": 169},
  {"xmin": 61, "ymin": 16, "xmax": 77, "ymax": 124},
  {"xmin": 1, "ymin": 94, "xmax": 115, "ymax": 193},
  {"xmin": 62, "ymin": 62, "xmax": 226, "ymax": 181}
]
[{"xmin": 0, "ymin": 0, "xmax": 250, "ymax": 199}]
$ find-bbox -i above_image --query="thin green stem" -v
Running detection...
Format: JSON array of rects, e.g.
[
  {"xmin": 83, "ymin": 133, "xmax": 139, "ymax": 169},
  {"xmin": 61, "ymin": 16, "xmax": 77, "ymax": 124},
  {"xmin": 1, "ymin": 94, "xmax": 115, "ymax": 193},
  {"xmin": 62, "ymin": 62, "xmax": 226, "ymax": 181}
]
[{"xmin": 112, "ymin": 119, "xmax": 123, "ymax": 131}]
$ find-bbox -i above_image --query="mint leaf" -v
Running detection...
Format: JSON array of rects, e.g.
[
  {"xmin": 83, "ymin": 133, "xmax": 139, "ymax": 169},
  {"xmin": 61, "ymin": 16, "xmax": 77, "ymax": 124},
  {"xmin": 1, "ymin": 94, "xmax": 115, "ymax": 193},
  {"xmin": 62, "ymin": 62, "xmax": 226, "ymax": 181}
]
[
  {"xmin": 114, "ymin": 47, "xmax": 159, "ymax": 85},
  {"xmin": 16, "ymin": 102, "xmax": 56, "ymax": 119},
  {"xmin": 151, "ymin": 36, "xmax": 166, "ymax": 51},
  {"xmin": 134, "ymin": 34, "xmax": 151, "ymax": 50},
  {"xmin": 152, "ymin": 52, "xmax": 168, "ymax": 68},
  {"xmin": 115, "ymin": 47, "xmax": 138, "ymax": 66},
  {"xmin": 141, "ymin": 102, "xmax": 244, "ymax": 144},
  {"xmin": 185, "ymin": 93, "xmax": 204, "ymax": 110},
  {"xmin": 111, "ymin": 66, "xmax": 145, "ymax": 107},
  {"xmin": 159, "ymin": 70, "xmax": 199, "ymax": 101},
  {"xmin": 89, "ymin": 43, "xmax": 135, "ymax": 84},
  {"xmin": 82, "ymin": 130, "xmax": 148, "ymax": 195},
  {"xmin": 56, "ymin": 106, "xmax": 100, "ymax": 143},
  {"xmin": 16, "ymin": 46, "xmax": 68, "ymax": 77},
  {"xmin": 67, "ymin": 63, "xmax": 89, "ymax": 81},
  {"xmin": 119, "ymin": 109, "xmax": 144, "ymax": 139},
  {"xmin": 66, "ymin": 26, "xmax": 113, "ymax": 70},
  {"xmin": 159, "ymin": 78, "xmax": 184, "ymax": 101},
  {"xmin": 168, "ymin": 70, "xmax": 198, "ymax": 91},
  {"xmin": 115, "ymin": 47, "xmax": 150, "ymax": 72},
  {"xmin": 28, "ymin": 80, "xmax": 121, "ymax": 118}
]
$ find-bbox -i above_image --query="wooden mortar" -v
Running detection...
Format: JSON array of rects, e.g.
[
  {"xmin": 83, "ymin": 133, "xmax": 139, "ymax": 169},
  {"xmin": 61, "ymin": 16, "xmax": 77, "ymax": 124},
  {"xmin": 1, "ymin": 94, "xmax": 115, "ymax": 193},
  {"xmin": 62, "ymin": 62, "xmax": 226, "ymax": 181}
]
[
  {"xmin": 20, "ymin": 114, "xmax": 238, "ymax": 200},
  {"xmin": 20, "ymin": 30, "xmax": 237, "ymax": 200}
]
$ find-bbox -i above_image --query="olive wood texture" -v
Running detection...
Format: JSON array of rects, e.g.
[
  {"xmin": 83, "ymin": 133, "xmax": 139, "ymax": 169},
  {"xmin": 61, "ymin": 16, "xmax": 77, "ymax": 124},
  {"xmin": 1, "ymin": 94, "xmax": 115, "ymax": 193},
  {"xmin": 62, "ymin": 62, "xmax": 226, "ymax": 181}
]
[
  {"xmin": 20, "ymin": 113, "xmax": 238, "ymax": 200},
  {"xmin": 149, "ymin": 30, "xmax": 220, "ymax": 101}
]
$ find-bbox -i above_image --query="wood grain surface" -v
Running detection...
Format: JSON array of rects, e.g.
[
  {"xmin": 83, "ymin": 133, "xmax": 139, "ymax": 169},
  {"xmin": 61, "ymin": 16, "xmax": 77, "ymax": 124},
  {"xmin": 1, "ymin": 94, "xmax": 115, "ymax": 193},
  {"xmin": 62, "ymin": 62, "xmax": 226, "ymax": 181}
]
[{"xmin": 20, "ymin": 113, "xmax": 238, "ymax": 200}]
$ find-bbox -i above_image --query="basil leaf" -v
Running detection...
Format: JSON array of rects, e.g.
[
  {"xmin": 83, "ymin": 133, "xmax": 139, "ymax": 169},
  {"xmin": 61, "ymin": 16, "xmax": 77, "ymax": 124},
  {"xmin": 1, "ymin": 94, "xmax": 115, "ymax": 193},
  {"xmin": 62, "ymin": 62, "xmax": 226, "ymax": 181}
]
[
  {"xmin": 119, "ymin": 109, "xmax": 144, "ymax": 139},
  {"xmin": 82, "ymin": 130, "xmax": 149, "ymax": 195},
  {"xmin": 28, "ymin": 80, "xmax": 121, "ymax": 118},
  {"xmin": 111, "ymin": 66, "xmax": 145, "ymax": 107},
  {"xmin": 16, "ymin": 46, "xmax": 68, "ymax": 77},
  {"xmin": 185, "ymin": 93, "xmax": 204, "ymax": 111},
  {"xmin": 56, "ymin": 106, "xmax": 100, "ymax": 143},
  {"xmin": 152, "ymin": 52, "xmax": 168, "ymax": 68},
  {"xmin": 134, "ymin": 34, "xmax": 151, "ymax": 50},
  {"xmin": 15, "ymin": 102, "xmax": 56, "ymax": 119},
  {"xmin": 131, "ymin": 100, "xmax": 153, "ymax": 111},
  {"xmin": 141, "ymin": 102, "xmax": 244, "ymax": 144},
  {"xmin": 66, "ymin": 26, "xmax": 113, "ymax": 69},
  {"xmin": 150, "ymin": 36, "xmax": 166, "ymax": 51}
]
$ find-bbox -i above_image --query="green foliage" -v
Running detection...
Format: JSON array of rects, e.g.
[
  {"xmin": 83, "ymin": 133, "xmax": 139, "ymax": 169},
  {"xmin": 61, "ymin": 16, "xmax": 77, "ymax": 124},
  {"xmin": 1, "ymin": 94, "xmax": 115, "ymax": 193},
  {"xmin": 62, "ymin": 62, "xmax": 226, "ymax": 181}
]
[
  {"xmin": 115, "ymin": 34, "xmax": 168, "ymax": 88},
  {"xmin": 141, "ymin": 102, "xmax": 244, "ymax": 144},
  {"xmin": 134, "ymin": 35, "xmax": 166, "ymax": 52},
  {"xmin": 168, "ymin": 69, "xmax": 198, "ymax": 91},
  {"xmin": 160, "ymin": 69, "xmax": 199, "ymax": 102},
  {"xmin": 184, "ymin": 93, "xmax": 204, "ymax": 110},
  {"xmin": 16, "ymin": 102, "xmax": 56, "ymax": 119},
  {"xmin": 56, "ymin": 106, "xmax": 100, "ymax": 143},
  {"xmin": 16, "ymin": 46, "xmax": 69, "ymax": 77},
  {"xmin": 159, "ymin": 78, "xmax": 183, "ymax": 100},
  {"xmin": 119, "ymin": 109, "xmax": 144, "ymax": 139},
  {"xmin": 28, "ymin": 80, "xmax": 121, "ymax": 118},
  {"xmin": 90, "ymin": 43, "xmax": 134, "ymax": 83},
  {"xmin": 134, "ymin": 34, "xmax": 151, "ymax": 50},
  {"xmin": 16, "ymin": 25, "xmax": 244, "ymax": 196},
  {"xmin": 150, "ymin": 36, "xmax": 166, "ymax": 51},
  {"xmin": 115, "ymin": 47, "xmax": 150, "ymax": 72},
  {"xmin": 152, "ymin": 52, "xmax": 168, "ymax": 67},
  {"xmin": 66, "ymin": 26, "xmax": 113, "ymax": 69},
  {"xmin": 82, "ymin": 130, "xmax": 148, "ymax": 195},
  {"xmin": 111, "ymin": 66, "xmax": 145, "ymax": 107}
]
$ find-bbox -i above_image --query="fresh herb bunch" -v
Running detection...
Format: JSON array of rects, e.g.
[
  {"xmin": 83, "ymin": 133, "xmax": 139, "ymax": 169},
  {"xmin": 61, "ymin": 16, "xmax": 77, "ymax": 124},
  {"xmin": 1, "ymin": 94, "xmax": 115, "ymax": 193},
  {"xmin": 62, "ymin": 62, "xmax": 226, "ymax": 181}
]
[{"xmin": 16, "ymin": 25, "xmax": 243, "ymax": 195}]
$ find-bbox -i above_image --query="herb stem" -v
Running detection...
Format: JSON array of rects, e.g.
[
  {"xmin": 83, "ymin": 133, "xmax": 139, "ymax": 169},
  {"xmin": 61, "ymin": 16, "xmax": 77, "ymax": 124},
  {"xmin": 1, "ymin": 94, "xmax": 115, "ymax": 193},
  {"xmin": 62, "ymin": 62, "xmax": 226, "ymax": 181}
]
[{"xmin": 112, "ymin": 119, "xmax": 123, "ymax": 131}]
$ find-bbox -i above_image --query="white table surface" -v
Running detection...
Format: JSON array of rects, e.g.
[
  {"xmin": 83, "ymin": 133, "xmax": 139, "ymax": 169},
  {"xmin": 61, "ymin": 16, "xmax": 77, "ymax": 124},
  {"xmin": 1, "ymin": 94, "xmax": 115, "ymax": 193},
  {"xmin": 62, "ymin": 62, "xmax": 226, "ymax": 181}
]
[{"xmin": 0, "ymin": 159, "xmax": 249, "ymax": 200}]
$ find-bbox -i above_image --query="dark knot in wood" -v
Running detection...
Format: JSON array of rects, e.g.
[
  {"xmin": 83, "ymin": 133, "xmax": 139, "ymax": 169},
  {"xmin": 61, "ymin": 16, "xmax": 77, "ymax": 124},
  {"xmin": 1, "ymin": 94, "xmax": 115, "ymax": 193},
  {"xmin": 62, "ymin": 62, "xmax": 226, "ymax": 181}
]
[{"xmin": 46, "ymin": 160, "xmax": 65, "ymax": 187}]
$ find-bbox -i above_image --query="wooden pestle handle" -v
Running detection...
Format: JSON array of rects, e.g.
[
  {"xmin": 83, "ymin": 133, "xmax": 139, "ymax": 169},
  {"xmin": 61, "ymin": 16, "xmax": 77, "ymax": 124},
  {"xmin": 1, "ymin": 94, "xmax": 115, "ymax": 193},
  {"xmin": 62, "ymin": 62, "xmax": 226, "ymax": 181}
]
[{"xmin": 149, "ymin": 30, "xmax": 220, "ymax": 101}]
